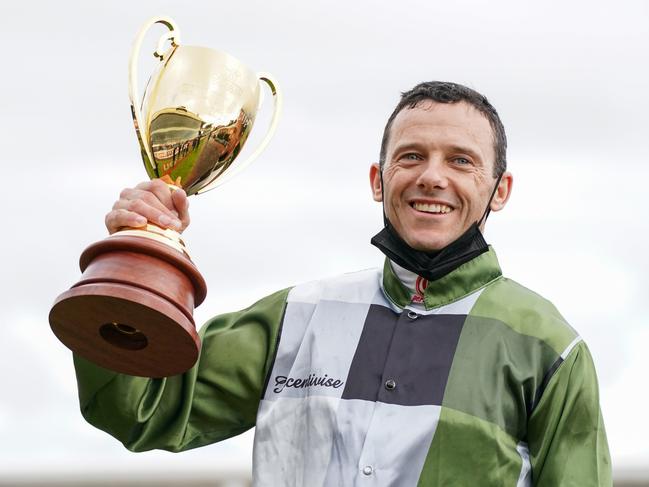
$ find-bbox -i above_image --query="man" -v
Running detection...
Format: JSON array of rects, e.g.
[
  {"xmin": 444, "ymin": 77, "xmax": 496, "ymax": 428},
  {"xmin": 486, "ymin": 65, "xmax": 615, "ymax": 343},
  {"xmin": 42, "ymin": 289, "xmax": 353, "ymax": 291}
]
[{"xmin": 75, "ymin": 81, "xmax": 611, "ymax": 486}]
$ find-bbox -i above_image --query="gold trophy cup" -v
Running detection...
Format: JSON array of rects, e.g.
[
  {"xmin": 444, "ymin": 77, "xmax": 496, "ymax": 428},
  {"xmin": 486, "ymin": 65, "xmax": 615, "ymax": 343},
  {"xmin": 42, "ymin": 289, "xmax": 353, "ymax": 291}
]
[{"xmin": 49, "ymin": 16, "xmax": 282, "ymax": 377}]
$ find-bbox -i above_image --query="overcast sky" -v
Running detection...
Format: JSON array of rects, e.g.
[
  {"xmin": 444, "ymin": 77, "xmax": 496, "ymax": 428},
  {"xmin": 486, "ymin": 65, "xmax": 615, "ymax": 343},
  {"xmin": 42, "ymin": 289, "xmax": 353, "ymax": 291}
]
[{"xmin": 1, "ymin": 0, "xmax": 648, "ymax": 480}]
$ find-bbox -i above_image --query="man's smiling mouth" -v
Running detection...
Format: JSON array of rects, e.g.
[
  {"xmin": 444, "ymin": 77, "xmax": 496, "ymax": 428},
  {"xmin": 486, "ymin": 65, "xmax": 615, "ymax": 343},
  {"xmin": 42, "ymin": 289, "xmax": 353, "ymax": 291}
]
[{"xmin": 411, "ymin": 202, "xmax": 454, "ymax": 214}]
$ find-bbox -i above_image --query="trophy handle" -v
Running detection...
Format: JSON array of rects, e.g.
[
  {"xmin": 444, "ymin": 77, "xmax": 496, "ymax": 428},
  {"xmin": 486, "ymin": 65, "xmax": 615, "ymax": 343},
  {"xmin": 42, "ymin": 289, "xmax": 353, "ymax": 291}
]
[
  {"xmin": 196, "ymin": 74, "xmax": 283, "ymax": 194},
  {"xmin": 128, "ymin": 16, "xmax": 181, "ymax": 178}
]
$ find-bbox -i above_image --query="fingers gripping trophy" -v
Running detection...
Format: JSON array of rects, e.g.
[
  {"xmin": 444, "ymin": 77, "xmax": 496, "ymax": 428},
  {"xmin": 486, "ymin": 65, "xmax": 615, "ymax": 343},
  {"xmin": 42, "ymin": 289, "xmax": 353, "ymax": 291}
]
[{"xmin": 49, "ymin": 17, "xmax": 282, "ymax": 378}]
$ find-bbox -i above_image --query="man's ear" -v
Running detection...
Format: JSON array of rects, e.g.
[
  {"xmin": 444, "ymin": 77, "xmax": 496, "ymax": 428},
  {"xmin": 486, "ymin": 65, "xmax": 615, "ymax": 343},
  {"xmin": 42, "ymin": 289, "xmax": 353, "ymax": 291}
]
[
  {"xmin": 370, "ymin": 163, "xmax": 383, "ymax": 202},
  {"xmin": 490, "ymin": 171, "xmax": 513, "ymax": 212}
]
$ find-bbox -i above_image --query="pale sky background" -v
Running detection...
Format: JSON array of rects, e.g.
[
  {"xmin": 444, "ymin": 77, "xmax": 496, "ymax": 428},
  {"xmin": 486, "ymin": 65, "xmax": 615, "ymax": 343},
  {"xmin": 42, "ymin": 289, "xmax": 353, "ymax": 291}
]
[{"xmin": 1, "ymin": 0, "xmax": 648, "ymax": 482}]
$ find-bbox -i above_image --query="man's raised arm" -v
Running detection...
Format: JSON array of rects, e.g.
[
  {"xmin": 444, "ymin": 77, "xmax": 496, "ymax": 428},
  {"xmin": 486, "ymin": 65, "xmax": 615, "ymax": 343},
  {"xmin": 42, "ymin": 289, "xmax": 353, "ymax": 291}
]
[{"xmin": 74, "ymin": 181, "xmax": 289, "ymax": 452}]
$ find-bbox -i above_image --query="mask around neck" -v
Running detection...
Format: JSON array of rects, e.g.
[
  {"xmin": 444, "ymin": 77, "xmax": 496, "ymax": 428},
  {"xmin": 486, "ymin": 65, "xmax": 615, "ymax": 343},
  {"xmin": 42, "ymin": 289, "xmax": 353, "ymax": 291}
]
[{"xmin": 370, "ymin": 219, "xmax": 488, "ymax": 282}]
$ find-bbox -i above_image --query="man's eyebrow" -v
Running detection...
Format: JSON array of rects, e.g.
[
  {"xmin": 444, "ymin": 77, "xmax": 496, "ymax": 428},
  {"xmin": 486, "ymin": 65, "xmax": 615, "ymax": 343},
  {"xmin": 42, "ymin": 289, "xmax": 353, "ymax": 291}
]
[
  {"xmin": 447, "ymin": 145, "xmax": 484, "ymax": 162},
  {"xmin": 390, "ymin": 141, "xmax": 425, "ymax": 154}
]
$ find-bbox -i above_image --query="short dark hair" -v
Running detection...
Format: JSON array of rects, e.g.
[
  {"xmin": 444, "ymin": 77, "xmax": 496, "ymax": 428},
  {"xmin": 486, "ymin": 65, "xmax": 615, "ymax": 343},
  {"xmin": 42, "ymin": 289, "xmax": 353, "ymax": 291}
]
[{"xmin": 379, "ymin": 81, "xmax": 507, "ymax": 178}]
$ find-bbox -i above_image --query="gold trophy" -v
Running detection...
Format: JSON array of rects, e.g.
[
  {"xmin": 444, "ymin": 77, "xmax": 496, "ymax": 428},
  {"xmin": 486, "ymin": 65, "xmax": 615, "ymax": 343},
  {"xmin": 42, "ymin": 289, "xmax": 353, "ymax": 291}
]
[{"xmin": 49, "ymin": 16, "xmax": 282, "ymax": 377}]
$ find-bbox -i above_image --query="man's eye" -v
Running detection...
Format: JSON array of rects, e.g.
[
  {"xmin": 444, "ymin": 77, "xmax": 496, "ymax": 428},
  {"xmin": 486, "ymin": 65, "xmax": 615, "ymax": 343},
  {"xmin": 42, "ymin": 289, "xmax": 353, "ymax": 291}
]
[
  {"xmin": 401, "ymin": 153, "xmax": 422, "ymax": 161},
  {"xmin": 453, "ymin": 157, "xmax": 471, "ymax": 165}
]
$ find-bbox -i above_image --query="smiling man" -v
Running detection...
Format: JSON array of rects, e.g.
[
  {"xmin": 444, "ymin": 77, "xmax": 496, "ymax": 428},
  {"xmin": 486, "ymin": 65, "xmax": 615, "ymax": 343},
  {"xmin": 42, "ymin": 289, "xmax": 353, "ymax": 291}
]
[
  {"xmin": 74, "ymin": 81, "xmax": 611, "ymax": 486},
  {"xmin": 371, "ymin": 96, "xmax": 510, "ymax": 252}
]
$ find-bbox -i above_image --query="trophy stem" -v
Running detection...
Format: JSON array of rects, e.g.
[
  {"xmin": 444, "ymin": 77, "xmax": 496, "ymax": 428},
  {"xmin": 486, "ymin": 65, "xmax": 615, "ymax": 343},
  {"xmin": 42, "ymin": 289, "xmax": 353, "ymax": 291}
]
[{"xmin": 115, "ymin": 223, "xmax": 189, "ymax": 257}]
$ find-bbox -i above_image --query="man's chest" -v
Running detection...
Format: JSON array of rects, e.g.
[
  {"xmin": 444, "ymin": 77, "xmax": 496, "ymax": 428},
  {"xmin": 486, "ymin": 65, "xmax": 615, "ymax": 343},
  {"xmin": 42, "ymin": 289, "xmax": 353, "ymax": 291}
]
[{"xmin": 253, "ymin": 287, "xmax": 539, "ymax": 486}]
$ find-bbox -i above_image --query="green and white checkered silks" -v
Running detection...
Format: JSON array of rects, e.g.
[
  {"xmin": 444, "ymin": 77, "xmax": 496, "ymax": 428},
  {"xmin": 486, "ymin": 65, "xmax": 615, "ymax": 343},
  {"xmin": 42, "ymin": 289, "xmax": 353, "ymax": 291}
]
[{"xmin": 74, "ymin": 248, "xmax": 611, "ymax": 487}]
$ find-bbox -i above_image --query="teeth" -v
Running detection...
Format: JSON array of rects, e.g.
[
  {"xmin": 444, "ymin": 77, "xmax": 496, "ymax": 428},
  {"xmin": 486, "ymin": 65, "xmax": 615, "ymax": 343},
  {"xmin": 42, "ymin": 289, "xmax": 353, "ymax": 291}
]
[{"xmin": 413, "ymin": 202, "xmax": 453, "ymax": 214}]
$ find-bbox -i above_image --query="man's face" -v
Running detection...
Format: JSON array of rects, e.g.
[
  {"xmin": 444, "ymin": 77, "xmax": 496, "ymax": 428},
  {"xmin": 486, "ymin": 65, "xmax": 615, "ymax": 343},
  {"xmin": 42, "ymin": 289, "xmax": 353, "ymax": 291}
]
[{"xmin": 370, "ymin": 100, "xmax": 512, "ymax": 251}]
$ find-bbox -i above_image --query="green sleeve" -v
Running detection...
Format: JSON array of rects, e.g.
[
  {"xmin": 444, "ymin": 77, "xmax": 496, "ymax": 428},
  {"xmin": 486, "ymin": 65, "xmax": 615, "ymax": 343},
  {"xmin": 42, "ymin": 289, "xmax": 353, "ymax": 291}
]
[
  {"xmin": 73, "ymin": 287, "xmax": 291, "ymax": 453},
  {"xmin": 528, "ymin": 341, "xmax": 612, "ymax": 486}
]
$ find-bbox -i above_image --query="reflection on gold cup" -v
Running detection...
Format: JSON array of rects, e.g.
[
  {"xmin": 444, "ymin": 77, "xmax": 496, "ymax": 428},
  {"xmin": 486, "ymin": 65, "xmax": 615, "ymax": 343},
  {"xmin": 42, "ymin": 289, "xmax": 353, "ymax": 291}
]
[
  {"xmin": 49, "ymin": 17, "xmax": 282, "ymax": 377},
  {"xmin": 130, "ymin": 17, "xmax": 281, "ymax": 196}
]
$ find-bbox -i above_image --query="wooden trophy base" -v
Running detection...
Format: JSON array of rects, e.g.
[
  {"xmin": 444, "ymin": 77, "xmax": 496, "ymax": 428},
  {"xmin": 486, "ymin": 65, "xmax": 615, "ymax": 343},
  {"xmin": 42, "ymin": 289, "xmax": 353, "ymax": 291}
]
[{"xmin": 49, "ymin": 232, "xmax": 207, "ymax": 378}]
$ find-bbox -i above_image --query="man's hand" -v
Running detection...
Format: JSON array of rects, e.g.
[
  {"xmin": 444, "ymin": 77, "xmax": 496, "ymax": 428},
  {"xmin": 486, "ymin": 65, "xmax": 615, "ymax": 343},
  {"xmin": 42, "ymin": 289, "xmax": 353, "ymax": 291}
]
[{"xmin": 105, "ymin": 180, "xmax": 190, "ymax": 235}]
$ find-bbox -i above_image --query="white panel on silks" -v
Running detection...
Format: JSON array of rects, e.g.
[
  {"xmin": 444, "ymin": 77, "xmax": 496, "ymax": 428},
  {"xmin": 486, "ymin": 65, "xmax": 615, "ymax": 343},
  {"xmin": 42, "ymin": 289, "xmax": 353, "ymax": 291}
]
[
  {"xmin": 270, "ymin": 301, "xmax": 316, "ymax": 378},
  {"xmin": 287, "ymin": 268, "xmax": 381, "ymax": 306},
  {"xmin": 254, "ymin": 400, "xmax": 442, "ymax": 487},
  {"xmin": 354, "ymin": 403, "xmax": 442, "ymax": 487},
  {"xmin": 322, "ymin": 399, "xmax": 377, "ymax": 486},
  {"xmin": 253, "ymin": 396, "xmax": 341, "ymax": 487},
  {"xmin": 255, "ymin": 297, "xmax": 374, "ymax": 486},
  {"xmin": 263, "ymin": 299, "xmax": 371, "ymax": 401}
]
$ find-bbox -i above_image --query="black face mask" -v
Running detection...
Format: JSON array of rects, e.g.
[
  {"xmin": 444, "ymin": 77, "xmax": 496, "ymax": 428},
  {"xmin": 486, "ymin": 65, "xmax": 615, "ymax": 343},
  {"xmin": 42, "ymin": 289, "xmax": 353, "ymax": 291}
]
[{"xmin": 371, "ymin": 172, "xmax": 502, "ymax": 282}]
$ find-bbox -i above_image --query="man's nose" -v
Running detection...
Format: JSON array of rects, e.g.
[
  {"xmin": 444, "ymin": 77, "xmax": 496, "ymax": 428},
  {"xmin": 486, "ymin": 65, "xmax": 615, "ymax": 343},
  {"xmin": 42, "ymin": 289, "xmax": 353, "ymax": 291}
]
[{"xmin": 416, "ymin": 158, "xmax": 449, "ymax": 190}]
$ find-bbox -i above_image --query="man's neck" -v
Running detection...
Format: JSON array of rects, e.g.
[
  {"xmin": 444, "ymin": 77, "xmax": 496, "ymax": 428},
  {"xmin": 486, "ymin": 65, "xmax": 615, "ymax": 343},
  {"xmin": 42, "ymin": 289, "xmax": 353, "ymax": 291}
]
[{"xmin": 389, "ymin": 260, "xmax": 428, "ymax": 306}]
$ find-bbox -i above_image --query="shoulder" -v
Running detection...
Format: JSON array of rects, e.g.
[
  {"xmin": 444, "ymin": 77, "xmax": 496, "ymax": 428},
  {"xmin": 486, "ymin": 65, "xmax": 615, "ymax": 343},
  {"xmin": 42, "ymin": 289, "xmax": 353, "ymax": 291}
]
[
  {"xmin": 471, "ymin": 276, "xmax": 579, "ymax": 357},
  {"xmin": 287, "ymin": 267, "xmax": 382, "ymax": 305}
]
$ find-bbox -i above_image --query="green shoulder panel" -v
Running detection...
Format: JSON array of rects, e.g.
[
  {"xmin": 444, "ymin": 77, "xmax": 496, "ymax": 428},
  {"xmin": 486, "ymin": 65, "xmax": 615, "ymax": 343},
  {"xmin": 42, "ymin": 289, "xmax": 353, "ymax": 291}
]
[
  {"xmin": 441, "ymin": 276, "xmax": 582, "ymax": 440},
  {"xmin": 470, "ymin": 277, "xmax": 577, "ymax": 356},
  {"xmin": 74, "ymin": 287, "xmax": 291, "ymax": 453}
]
